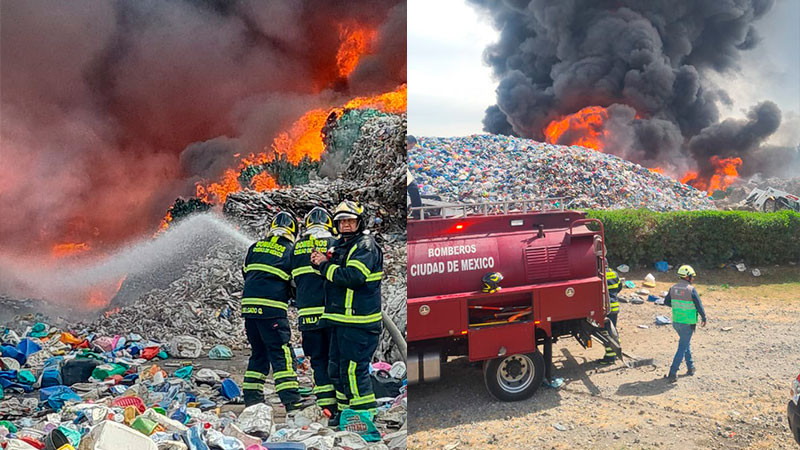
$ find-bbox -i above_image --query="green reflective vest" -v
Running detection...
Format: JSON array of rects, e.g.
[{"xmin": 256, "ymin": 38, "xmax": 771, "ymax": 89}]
[{"xmin": 669, "ymin": 280, "xmax": 697, "ymax": 324}]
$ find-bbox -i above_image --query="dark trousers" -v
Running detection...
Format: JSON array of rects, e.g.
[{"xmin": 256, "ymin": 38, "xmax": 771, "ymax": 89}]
[
  {"xmin": 302, "ymin": 327, "xmax": 335, "ymax": 409},
  {"xmin": 407, "ymin": 183, "xmax": 422, "ymax": 219},
  {"xmin": 328, "ymin": 325, "xmax": 380, "ymax": 413},
  {"xmin": 243, "ymin": 318, "xmax": 300, "ymax": 407},
  {"xmin": 603, "ymin": 311, "xmax": 619, "ymax": 359}
]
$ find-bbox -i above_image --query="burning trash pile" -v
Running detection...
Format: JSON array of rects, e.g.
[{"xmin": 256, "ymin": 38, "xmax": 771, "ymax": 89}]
[
  {"xmin": 409, "ymin": 135, "xmax": 716, "ymax": 211},
  {"xmin": 0, "ymin": 111, "xmax": 408, "ymax": 447},
  {"xmin": 0, "ymin": 318, "xmax": 406, "ymax": 449}
]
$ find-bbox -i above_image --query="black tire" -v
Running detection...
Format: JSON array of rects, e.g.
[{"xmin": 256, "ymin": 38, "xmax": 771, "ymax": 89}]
[{"xmin": 483, "ymin": 351, "xmax": 544, "ymax": 401}]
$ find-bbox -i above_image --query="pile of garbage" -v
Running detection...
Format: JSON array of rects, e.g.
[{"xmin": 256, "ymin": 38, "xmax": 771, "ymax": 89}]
[
  {"xmin": 0, "ymin": 319, "xmax": 407, "ymax": 449},
  {"xmin": 409, "ymin": 135, "xmax": 716, "ymax": 211},
  {"xmin": 713, "ymin": 176, "xmax": 800, "ymax": 210}
]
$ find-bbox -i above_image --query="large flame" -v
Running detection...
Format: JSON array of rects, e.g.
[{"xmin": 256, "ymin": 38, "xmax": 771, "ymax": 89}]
[
  {"xmin": 337, "ymin": 24, "xmax": 378, "ymax": 78},
  {"xmin": 190, "ymin": 84, "xmax": 408, "ymax": 210},
  {"xmin": 544, "ymin": 106, "xmax": 609, "ymax": 151},
  {"xmin": 682, "ymin": 156, "xmax": 742, "ymax": 192},
  {"xmin": 272, "ymin": 109, "xmax": 331, "ymax": 164}
]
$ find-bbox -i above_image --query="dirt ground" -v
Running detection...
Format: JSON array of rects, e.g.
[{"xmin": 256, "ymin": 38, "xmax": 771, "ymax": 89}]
[{"xmin": 408, "ymin": 266, "xmax": 800, "ymax": 449}]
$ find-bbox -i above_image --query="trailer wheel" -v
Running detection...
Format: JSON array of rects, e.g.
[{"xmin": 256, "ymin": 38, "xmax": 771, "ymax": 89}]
[{"xmin": 483, "ymin": 352, "xmax": 544, "ymax": 401}]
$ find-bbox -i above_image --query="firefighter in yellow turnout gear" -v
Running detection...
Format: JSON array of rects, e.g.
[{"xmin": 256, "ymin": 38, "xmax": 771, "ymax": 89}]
[
  {"xmin": 291, "ymin": 207, "xmax": 338, "ymax": 415},
  {"xmin": 241, "ymin": 212, "xmax": 303, "ymax": 410},
  {"xmin": 599, "ymin": 268, "xmax": 622, "ymax": 365},
  {"xmin": 310, "ymin": 200, "xmax": 383, "ymax": 426}
]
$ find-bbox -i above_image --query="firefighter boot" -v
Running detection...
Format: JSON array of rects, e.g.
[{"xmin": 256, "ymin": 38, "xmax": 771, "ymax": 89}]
[{"xmin": 328, "ymin": 410, "xmax": 341, "ymax": 427}]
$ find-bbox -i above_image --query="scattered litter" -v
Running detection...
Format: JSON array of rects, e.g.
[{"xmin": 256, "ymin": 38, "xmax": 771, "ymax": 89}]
[
  {"xmin": 637, "ymin": 325, "xmax": 649, "ymax": 329},
  {"xmin": 655, "ymin": 261, "xmax": 669, "ymax": 272},
  {"xmin": 655, "ymin": 315, "xmax": 672, "ymax": 325},
  {"xmin": 721, "ymin": 327, "xmax": 733, "ymax": 332},
  {"xmin": 751, "ymin": 269, "xmax": 761, "ymax": 277},
  {"xmin": 543, "ymin": 377, "xmax": 564, "ymax": 388},
  {"xmin": 617, "ymin": 264, "xmax": 630, "ymax": 273},
  {"xmin": 636, "ymin": 288, "xmax": 650, "ymax": 296},
  {"xmin": 552, "ymin": 423, "xmax": 567, "ymax": 431},
  {"xmin": 643, "ymin": 274, "xmax": 656, "ymax": 288},
  {"xmin": 736, "ymin": 263, "xmax": 746, "ymax": 272},
  {"xmin": 624, "ymin": 280, "xmax": 636, "ymax": 289}
]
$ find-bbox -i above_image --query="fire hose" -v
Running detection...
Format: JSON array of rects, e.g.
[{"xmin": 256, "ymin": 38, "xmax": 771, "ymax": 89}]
[{"xmin": 382, "ymin": 311, "xmax": 407, "ymax": 361}]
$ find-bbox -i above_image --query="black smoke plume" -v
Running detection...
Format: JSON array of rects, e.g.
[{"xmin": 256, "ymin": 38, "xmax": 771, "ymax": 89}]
[
  {"xmin": 469, "ymin": 0, "xmax": 797, "ymax": 180},
  {"xmin": 0, "ymin": 0, "xmax": 406, "ymax": 257}
]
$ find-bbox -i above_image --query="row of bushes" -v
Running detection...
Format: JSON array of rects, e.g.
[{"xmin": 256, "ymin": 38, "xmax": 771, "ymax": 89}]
[{"xmin": 584, "ymin": 209, "xmax": 800, "ymax": 267}]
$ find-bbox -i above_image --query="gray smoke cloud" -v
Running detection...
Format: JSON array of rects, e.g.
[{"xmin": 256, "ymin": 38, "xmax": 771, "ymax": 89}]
[
  {"xmin": 0, "ymin": 0, "xmax": 406, "ymax": 257},
  {"xmin": 469, "ymin": 0, "xmax": 798, "ymax": 181}
]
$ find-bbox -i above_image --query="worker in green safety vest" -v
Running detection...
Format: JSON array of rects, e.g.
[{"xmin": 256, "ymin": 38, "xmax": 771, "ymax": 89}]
[{"xmin": 663, "ymin": 265, "xmax": 707, "ymax": 383}]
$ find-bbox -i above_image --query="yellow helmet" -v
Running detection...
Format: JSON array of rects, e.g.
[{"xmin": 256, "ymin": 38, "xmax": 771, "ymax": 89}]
[
  {"xmin": 269, "ymin": 211, "xmax": 297, "ymax": 240},
  {"xmin": 303, "ymin": 206, "xmax": 333, "ymax": 233},
  {"xmin": 481, "ymin": 272, "xmax": 504, "ymax": 293},
  {"xmin": 677, "ymin": 265, "xmax": 696, "ymax": 278},
  {"xmin": 332, "ymin": 199, "xmax": 365, "ymax": 236}
]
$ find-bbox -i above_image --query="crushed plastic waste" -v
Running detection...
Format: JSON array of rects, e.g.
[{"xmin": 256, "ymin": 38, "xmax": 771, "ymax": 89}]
[
  {"xmin": 409, "ymin": 135, "xmax": 716, "ymax": 211},
  {"xmin": 655, "ymin": 315, "xmax": 672, "ymax": 325},
  {"xmin": 643, "ymin": 274, "xmax": 657, "ymax": 288}
]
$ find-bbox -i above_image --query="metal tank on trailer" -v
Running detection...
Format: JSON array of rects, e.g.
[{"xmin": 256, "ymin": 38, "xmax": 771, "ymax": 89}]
[{"xmin": 407, "ymin": 199, "xmax": 621, "ymax": 401}]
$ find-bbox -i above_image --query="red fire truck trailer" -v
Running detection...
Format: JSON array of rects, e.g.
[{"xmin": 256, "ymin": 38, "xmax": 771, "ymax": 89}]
[{"xmin": 407, "ymin": 199, "xmax": 621, "ymax": 401}]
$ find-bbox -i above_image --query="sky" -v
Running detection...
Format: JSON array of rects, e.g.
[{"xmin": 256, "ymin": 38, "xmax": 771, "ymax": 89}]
[{"xmin": 408, "ymin": 0, "xmax": 800, "ymax": 142}]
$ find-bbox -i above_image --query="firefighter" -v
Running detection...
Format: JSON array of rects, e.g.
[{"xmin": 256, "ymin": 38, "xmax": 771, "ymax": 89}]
[
  {"xmin": 290, "ymin": 207, "xmax": 337, "ymax": 415},
  {"xmin": 241, "ymin": 211, "xmax": 303, "ymax": 411},
  {"xmin": 599, "ymin": 268, "xmax": 622, "ymax": 365},
  {"xmin": 664, "ymin": 265, "xmax": 707, "ymax": 383},
  {"xmin": 310, "ymin": 199, "xmax": 383, "ymax": 425}
]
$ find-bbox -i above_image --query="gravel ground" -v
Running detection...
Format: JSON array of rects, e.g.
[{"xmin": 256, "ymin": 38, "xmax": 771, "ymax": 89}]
[{"xmin": 409, "ymin": 267, "xmax": 800, "ymax": 449}]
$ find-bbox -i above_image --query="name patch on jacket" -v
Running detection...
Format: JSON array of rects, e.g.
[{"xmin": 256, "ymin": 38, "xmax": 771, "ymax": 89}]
[
  {"xmin": 253, "ymin": 240, "xmax": 286, "ymax": 257},
  {"xmin": 294, "ymin": 239, "xmax": 329, "ymax": 255}
]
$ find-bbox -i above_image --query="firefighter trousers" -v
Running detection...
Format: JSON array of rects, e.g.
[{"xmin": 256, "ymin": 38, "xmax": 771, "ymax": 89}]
[
  {"xmin": 302, "ymin": 327, "xmax": 336, "ymax": 409},
  {"xmin": 328, "ymin": 325, "xmax": 380, "ymax": 413},
  {"xmin": 243, "ymin": 318, "xmax": 300, "ymax": 407},
  {"xmin": 604, "ymin": 311, "xmax": 619, "ymax": 359}
]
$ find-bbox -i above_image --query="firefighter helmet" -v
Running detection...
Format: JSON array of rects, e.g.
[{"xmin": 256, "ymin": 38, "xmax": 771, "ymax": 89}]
[
  {"xmin": 481, "ymin": 272, "xmax": 504, "ymax": 293},
  {"xmin": 303, "ymin": 206, "xmax": 333, "ymax": 233},
  {"xmin": 677, "ymin": 265, "xmax": 696, "ymax": 279},
  {"xmin": 269, "ymin": 211, "xmax": 298, "ymax": 240},
  {"xmin": 332, "ymin": 199, "xmax": 365, "ymax": 236}
]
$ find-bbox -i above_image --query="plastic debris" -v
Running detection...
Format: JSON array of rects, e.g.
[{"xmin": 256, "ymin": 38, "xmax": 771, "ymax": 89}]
[
  {"xmin": 236, "ymin": 403, "xmax": 273, "ymax": 436},
  {"xmin": 736, "ymin": 263, "xmax": 747, "ymax": 272},
  {"xmin": 655, "ymin": 315, "xmax": 672, "ymax": 325},
  {"xmin": 751, "ymin": 268, "xmax": 761, "ymax": 277},
  {"xmin": 616, "ymin": 264, "xmax": 630, "ymax": 273},
  {"xmin": 409, "ymin": 135, "xmax": 716, "ymax": 211},
  {"xmin": 643, "ymin": 274, "xmax": 657, "ymax": 288},
  {"xmin": 654, "ymin": 261, "xmax": 669, "ymax": 272},
  {"xmin": 624, "ymin": 280, "xmax": 636, "ymax": 289},
  {"xmin": 208, "ymin": 345, "xmax": 233, "ymax": 360}
]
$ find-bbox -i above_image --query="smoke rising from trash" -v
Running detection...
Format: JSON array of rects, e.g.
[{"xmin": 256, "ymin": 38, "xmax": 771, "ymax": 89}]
[
  {"xmin": 469, "ymin": 0, "xmax": 799, "ymax": 182},
  {"xmin": 0, "ymin": 0, "xmax": 406, "ymax": 258}
]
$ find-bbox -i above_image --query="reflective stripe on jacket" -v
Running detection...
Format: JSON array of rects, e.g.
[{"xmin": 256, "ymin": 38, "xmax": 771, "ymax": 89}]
[
  {"xmin": 241, "ymin": 235, "xmax": 294, "ymax": 319},
  {"xmin": 319, "ymin": 233, "xmax": 383, "ymax": 329}
]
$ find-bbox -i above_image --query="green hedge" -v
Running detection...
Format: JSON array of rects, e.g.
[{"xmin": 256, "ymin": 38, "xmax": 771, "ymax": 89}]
[{"xmin": 584, "ymin": 209, "xmax": 800, "ymax": 267}]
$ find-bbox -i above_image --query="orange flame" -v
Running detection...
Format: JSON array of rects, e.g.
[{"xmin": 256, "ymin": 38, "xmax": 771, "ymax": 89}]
[
  {"xmin": 52, "ymin": 242, "xmax": 91, "ymax": 258},
  {"xmin": 682, "ymin": 156, "xmax": 742, "ymax": 192},
  {"xmin": 649, "ymin": 167, "xmax": 665, "ymax": 174},
  {"xmin": 157, "ymin": 211, "xmax": 173, "ymax": 233},
  {"xmin": 545, "ymin": 106, "xmax": 609, "ymax": 151},
  {"xmin": 251, "ymin": 171, "xmax": 278, "ymax": 191},
  {"xmin": 336, "ymin": 24, "xmax": 378, "ymax": 78},
  {"xmin": 193, "ymin": 84, "xmax": 407, "ymax": 205},
  {"xmin": 344, "ymin": 84, "xmax": 407, "ymax": 114},
  {"xmin": 272, "ymin": 109, "xmax": 331, "ymax": 164}
]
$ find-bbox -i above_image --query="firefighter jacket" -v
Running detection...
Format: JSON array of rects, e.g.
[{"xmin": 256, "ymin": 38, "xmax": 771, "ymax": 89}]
[
  {"xmin": 291, "ymin": 233, "xmax": 337, "ymax": 331},
  {"xmin": 317, "ymin": 232, "xmax": 383, "ymax": 330},
  {"xmin": 606, "ymin": 269, "xmax": 621, "ymax": 313},
  {"xmin": 241, "ymin": 235, "xmax": 294, "ymax": 319}
]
